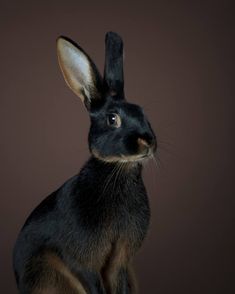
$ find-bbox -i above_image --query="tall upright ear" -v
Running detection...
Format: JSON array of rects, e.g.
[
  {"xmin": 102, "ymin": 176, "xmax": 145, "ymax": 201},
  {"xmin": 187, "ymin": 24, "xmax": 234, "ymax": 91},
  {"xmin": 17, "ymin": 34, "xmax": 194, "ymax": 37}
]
[
  {"xmin": 57, "ymin": 37, "xmax": 103, "ymax": 109},
  {"xmin": 103, "ymin": 32, "xmax": 125, "ymax": 99}
]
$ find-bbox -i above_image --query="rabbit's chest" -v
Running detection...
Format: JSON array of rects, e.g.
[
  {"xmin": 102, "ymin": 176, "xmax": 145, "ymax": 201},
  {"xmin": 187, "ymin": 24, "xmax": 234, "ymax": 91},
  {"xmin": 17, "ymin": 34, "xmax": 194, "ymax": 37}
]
[
  {"xmin": 95, "ymin": 199, "xmax": 149, "ymax": 265},
  {"xmin": 99, "ymin": 189, "xmax": 150, "ymax": 249},
  {"xmin": 88, "ymin": 226, "xmax": 142, "ymax": 276},
  {"xmin": 73, "ymin": 176, "xmax": 150, "ymax": 271},
  {"xmin": 94, "ymin": 212, "xmax": 148, "ymax": 284}
]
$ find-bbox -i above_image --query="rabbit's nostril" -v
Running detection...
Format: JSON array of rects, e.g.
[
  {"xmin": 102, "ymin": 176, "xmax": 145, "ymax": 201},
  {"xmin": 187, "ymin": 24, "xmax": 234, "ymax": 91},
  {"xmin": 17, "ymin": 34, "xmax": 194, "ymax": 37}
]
[
  {"xmin": 137, "ymin": 138, "xmax": 151, "ymax": 156},
  {"xmin": 137, "ymin": 136, "xmax": 157, "ymax": 155},
  {"xmin": 137, "ymin": 138, "xmax": 149, "ymax": 148}
]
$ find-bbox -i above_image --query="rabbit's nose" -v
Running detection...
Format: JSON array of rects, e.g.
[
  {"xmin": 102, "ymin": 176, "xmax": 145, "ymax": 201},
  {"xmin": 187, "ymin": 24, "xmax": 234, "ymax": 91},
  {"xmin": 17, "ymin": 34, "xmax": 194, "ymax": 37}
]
[
  {"xmin": 137, "ymin": 138, "xmax": 149, "ymax": 149},
  {"xmin": 137, "ymin": 136, "xmax": 157, "ymax": 154},
  {"xmin": 137, "ymin": 138, "xmax": 151, "ymax": 154}
]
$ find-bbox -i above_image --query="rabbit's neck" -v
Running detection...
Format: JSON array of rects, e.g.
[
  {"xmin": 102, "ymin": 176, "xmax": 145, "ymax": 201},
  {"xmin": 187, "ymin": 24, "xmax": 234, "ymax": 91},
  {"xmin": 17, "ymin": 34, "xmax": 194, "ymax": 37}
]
[
  {"xmin": 77, "ymin": 156, "xmax": 144, "ymax": 199},
  {"xmin": 63, "ymin": 155, "xmax": 149, "ymax": 242},
  {"xmin": 87, "ymin": 155, "xmax": 142, "ymax": 181}
]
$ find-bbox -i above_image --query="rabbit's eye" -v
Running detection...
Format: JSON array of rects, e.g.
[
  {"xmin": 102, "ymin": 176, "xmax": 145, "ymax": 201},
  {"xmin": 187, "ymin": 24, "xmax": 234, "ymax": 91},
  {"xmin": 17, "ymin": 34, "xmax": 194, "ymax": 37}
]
[{"xmin": 107, "ymin": 113, "xmax": 121, "ymax": 128}]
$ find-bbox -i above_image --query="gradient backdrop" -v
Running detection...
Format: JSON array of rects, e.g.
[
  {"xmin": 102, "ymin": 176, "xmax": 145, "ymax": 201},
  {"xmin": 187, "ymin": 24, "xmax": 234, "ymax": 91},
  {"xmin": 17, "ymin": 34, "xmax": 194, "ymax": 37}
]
[{"xmin": 0, "ymin": 1, "xmax": 234, "ymax": 293}]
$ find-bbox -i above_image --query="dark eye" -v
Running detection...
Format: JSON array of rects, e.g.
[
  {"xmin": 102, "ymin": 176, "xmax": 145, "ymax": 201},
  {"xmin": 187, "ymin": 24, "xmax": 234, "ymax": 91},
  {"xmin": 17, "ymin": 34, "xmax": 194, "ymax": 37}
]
[{"xmin": 107, "ymin": 113, "xmax": 121, "ymax": 128}]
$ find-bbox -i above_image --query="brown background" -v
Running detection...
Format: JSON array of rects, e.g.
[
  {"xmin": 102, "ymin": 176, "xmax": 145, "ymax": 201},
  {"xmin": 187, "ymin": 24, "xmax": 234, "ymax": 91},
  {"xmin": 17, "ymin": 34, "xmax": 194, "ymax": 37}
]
[{"xmin": 0, "ymin": 1, "xmax": 234, "ymax": 293}]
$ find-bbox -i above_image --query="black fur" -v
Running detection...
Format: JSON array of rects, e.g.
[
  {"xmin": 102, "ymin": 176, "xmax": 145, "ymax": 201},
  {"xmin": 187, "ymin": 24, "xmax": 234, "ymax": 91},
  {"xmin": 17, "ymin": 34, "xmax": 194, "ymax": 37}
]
[
  {"xmin": 103, "ymin": 32, "xmax": 124, "ymax": 98},
  {"xmin": 13, "ymin": 32, "xmax": 157, "ymax": 294}
]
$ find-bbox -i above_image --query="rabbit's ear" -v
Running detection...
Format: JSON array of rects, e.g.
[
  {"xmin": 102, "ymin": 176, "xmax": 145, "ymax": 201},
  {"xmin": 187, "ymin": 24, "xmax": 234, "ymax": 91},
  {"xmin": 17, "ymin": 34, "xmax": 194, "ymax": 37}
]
[
  {"xmin": 57, "ymin": 37, "xmax": 103, "ymax": 109},
  {"xmin": 104, "ymin": 32, "xmax": 124, "ymax": 99}
]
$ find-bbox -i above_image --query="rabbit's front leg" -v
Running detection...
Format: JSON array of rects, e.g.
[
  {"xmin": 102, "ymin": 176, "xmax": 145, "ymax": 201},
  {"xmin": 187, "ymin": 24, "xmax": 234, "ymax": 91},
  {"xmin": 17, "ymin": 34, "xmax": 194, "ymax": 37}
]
[
  {"xmin": 116, "ymin": 266, "xmax": 137, "ymax": 294},
  {"xmin": 78, "ymin": 270, "xmax": 106, "ymax": 294}
]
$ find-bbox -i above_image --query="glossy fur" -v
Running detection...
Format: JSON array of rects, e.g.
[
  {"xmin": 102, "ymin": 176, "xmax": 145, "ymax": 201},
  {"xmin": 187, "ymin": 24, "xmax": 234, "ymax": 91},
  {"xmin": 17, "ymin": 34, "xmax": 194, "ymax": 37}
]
[{"xmin": 13, "ymin": 32, "xmax": 157, "ymax": 293}]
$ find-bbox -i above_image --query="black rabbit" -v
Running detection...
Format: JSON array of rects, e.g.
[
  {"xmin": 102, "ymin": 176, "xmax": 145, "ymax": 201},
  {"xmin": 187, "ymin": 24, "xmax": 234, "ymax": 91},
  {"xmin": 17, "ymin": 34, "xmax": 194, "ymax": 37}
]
[{"xmin": 13, "ymin": 32, "xmax": 157, "ymax": 294}]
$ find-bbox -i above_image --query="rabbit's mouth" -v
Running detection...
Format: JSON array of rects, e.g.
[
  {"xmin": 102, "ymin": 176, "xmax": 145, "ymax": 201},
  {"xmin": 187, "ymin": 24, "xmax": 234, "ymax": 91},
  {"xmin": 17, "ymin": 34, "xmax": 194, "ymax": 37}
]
[{"xmin": 92, "ymin": 149, "xmax": 154, "ymax": 163}]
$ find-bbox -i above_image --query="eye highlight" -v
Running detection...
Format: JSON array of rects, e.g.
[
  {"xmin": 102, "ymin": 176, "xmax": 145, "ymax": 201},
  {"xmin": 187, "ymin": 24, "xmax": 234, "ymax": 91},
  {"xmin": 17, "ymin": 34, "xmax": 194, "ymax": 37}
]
[{"xmin": 107, "ymin": 113, "xmax": 121, "ymax": 128}]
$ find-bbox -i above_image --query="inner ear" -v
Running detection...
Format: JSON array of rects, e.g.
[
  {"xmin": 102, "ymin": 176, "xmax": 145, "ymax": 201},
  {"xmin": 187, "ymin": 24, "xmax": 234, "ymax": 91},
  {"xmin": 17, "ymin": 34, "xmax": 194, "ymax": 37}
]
[{"xmin": 57, "ymin": 36, "xmax": 103, "ymax": 109}]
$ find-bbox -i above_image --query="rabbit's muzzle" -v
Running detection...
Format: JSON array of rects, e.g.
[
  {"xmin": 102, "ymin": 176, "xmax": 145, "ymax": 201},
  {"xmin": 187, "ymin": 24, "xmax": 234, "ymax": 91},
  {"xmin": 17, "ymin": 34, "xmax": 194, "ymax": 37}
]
[{"xmin": 137, "ymin": 137, "xmax": 156, "ymax": 155}]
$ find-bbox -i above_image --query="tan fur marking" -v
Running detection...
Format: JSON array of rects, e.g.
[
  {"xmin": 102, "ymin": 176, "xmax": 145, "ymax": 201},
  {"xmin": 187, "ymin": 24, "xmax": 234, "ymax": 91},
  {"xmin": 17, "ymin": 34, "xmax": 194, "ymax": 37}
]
[
  {"xmin": 32, "ymin": 288, "xmax": 59, "ymax": 294},
  {"xmin": 101, "ymin": 238, "xmax": 130, "ymax": 292},
  {"xmin": 45, "ymin": 252, "xmax": 87, "ymax": 294},
  {"xmin": 137, "ymin": 138, "xmax": 149, "ymax": 148},
  {"xmin": 92, "ymin": 149, "xmax": 149, "ymax": 163},
  {"xmin": 109, "ymin": 90, "xmax": 117, "ymax": 96},
  {"xmin": 127, "ymin": 263, "xmax": 138, "ymax": 294}
]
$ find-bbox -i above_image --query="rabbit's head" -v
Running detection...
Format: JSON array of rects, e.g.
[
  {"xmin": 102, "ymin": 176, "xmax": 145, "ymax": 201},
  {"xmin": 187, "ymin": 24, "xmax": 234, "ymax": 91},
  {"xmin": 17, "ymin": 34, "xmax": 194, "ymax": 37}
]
[{"xmin": 57, "ymin": 32, "xmax": 156, "ymax": 163}]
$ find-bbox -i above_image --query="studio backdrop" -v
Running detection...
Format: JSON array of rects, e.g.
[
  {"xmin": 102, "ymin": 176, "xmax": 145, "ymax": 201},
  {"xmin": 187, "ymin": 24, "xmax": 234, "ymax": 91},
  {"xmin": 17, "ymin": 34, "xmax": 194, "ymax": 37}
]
[{"xmin": 0, "ymin": 1, "xmax": 234, "ymax": 293}]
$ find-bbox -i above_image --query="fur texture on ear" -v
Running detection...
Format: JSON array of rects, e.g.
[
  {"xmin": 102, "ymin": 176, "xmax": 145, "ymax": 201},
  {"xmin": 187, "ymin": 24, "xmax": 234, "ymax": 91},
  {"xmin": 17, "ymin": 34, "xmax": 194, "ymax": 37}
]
[
  {"xmin": 104, "ymin": 32, "xmax": 124, "ymax": 99},
  {"xmin": 57, "ymin": 37, "xmax": 103, "ymax": 109}
]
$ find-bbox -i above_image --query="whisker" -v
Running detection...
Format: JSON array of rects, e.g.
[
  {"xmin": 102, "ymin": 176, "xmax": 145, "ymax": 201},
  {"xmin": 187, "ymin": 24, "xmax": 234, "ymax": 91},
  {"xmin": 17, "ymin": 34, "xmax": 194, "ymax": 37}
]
[
  {"xmin": 158, "ymin": 144, "xmax": 179, "ymax": 159},
  {"xmin": 152, "ymin": 153, "xmax": 162, "ymax": 171},
  {"xmin": 158, "ymin": 139, "xmax": 174, "ymax": 147},
  {"xmin": 147, "ymin": 157, "xmax": 156, "ymax": 191},
  {"xmin": 112, "ymin": 162, "xmax": 124, "ymax": 197},
  {"xmin": 98, "ymin": 163, "xmax": 119, "ymax": 202}
]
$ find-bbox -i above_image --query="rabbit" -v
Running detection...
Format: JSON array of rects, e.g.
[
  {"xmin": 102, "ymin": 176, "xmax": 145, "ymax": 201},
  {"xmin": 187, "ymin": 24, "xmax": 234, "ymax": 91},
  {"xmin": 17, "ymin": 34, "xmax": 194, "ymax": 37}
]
[{"xmin": 13, "ymin": 32, "xmax": 157, "ymax": 294}]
